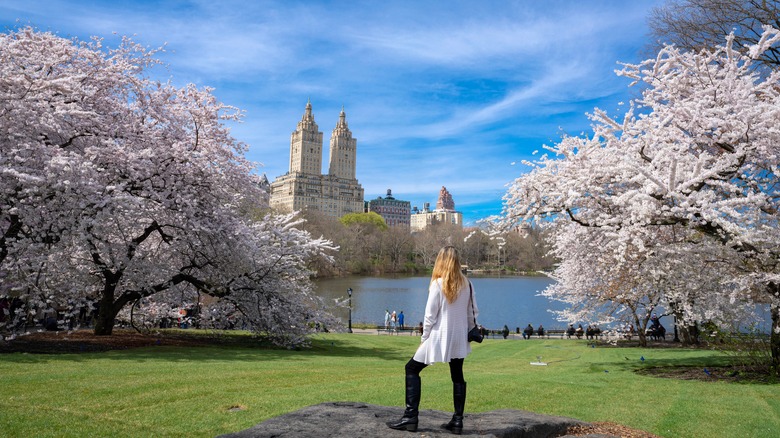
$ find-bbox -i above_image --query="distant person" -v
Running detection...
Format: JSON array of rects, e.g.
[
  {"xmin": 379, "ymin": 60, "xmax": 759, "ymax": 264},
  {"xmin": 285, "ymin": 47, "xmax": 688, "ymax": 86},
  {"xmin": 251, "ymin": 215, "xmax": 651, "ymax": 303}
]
[
  {"xmin": 417, "ymin": 321, "xmax": 423, "ymax": 336},
  {"xmin": 648, "ymin": 323, "xmax": 666, "ymax": 340},
  {"xmin": 625, "ymin": 323, "xmax": 635, "ymax": 340},
  {"xmin": 502, "ymin": 325, "xmax": 510, "ymax": 339},
  {"xmin": 575, "ymin": 324, "xmax": 584, "ymax": 339},
  {"xmin": 566, "ymin": 324, "xmax": 575, "ymax": 339},
  {"xmin": 586, "ymin": 325, "xmax": 595, "ymax": 340},
  {"xmin": 178, "ymin": 308, "xmax": 189, "ymax": 329},
  {"xmin": 537, "ymin": 324, "xmax": 545, "ymax": 338},
  {"xmin": 398, "ymin": 311, "xmax": 405, "ymax": 330},
  {"xmin": 523, "ymin": 324, "xmax": 533, "ymax": 340},
  {"xmin": 385, "ymin": 309, "xmax": 391, "ymax": 329},
  {"xmin": 43, "ymin": 306, "xmax": 58, "ymax": 331},
  {"xmin": 650, "ymin": 313, "xmax": 661, "ymax": 329},
  {"xmin": 387, "ymin": 246, "xmax": 477, "ymax": 434},
  {"xmin": 391, "ymin": 311, "xmax": 398, "ymax": 332}
]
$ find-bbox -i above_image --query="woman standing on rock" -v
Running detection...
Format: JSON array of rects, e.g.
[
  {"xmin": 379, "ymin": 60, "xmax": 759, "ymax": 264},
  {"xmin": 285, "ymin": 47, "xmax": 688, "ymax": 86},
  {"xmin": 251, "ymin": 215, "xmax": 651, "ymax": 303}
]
[{"xmin": 387, "ymin": 246, "xmax": 478, "ymax": 435}]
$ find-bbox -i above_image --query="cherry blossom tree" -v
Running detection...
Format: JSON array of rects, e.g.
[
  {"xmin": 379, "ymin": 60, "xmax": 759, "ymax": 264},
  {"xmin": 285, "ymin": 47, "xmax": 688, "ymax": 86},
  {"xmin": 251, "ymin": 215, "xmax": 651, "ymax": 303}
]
[
  {"xmin": 542, "ymin": 221, "xmax": 754, "ymax": 346},
  {"xmin": 117, "ymin": 213, "xmax": 340, "ymax": 345},
  {"xmin": 502, "ymin": 28, "xmax": 780, "ymax": 366},
  {"xmin": 1, "ymin": 28, "xmax": 337, "ymax": 346},
  {"xmin": 539, "ymin": 223, "xmax": 666, "ymax": 347}
]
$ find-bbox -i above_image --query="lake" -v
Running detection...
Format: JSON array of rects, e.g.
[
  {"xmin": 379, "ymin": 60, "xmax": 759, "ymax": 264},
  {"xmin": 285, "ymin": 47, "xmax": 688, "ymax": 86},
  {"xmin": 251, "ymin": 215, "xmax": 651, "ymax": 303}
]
[
  {"xmin": 315, "ymin": 275, "xmax": 772, "ymax": 334},
  {"xmin": 315, "ymin": 275, "xmax": 571, "ymax": 331}
]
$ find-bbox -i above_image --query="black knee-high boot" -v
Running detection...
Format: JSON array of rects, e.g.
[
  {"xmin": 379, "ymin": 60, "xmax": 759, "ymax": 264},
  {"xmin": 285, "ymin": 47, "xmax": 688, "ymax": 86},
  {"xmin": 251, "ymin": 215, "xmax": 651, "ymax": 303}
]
[
  {"xmin": 387, "ymin": 374, "xmax": 421, "ymax": 431},
  {"xmin": 441, "ymin": 382, "xmax": 466, "ymax": 434}
]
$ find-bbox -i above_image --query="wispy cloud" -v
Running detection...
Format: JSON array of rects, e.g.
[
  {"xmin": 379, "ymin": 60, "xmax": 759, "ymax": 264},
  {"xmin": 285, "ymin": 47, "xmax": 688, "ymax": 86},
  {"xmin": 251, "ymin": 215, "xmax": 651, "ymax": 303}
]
[{"xmin": 1, "ymin": 0, "xmax": 661, "ymax": 224}]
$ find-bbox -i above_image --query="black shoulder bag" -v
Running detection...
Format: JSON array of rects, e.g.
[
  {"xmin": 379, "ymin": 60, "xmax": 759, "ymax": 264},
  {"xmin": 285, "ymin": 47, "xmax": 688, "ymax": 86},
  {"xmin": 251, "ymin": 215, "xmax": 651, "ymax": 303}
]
[{"xmin": 467, "ymin": 282, "xmax": 483, "ymax": 343}]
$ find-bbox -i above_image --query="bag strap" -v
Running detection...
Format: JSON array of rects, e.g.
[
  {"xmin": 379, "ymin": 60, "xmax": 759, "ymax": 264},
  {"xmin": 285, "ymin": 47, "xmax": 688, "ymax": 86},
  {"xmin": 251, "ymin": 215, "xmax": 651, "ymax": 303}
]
[{"xmin": 469, "ymin": 281, "xmax": 477, "ymax": 326}]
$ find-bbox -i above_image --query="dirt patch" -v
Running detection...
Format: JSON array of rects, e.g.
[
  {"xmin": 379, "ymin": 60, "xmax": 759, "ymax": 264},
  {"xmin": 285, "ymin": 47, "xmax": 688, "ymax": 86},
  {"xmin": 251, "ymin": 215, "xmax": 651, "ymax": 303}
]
[
  {"xmin": 636, "ymin": 365, "xmax": 776, "ymax": 384},
  {"xmin": 564, "ymin": 421, "xmax": 661, "ymax": 438}
]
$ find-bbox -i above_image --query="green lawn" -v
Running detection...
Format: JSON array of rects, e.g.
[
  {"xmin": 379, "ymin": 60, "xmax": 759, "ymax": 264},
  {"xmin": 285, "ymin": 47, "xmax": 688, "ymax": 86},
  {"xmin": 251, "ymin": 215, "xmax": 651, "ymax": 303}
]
[{"xmin": 1, "ymin": 332, "xmax": 778, "ymax": 437}]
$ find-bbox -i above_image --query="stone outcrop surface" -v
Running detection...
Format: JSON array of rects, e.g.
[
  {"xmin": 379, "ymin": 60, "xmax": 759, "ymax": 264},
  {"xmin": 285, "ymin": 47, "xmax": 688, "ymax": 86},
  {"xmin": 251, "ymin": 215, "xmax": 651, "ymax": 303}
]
[{"xmin": 218, "ymin": 401, "xmax": 593, "ymax": 438}]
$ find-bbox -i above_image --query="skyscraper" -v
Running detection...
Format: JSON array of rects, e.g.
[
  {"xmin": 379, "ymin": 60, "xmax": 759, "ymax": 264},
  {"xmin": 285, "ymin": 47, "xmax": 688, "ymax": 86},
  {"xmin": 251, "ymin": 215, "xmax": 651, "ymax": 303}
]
[
  {"xmin": 270, "ymin": 101, "xmax": 364, "ymax": 218},
  {"xmin": 411, "ymin": 186, "xmax": 463, "ymax": 231}
]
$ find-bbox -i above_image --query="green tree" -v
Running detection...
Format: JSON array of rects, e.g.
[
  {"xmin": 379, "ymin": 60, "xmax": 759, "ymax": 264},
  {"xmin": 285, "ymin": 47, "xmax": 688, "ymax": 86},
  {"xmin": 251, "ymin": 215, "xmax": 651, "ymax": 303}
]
[{"xmin": 339, "ymin": 212, "xmax": 389, "ymax": 230}]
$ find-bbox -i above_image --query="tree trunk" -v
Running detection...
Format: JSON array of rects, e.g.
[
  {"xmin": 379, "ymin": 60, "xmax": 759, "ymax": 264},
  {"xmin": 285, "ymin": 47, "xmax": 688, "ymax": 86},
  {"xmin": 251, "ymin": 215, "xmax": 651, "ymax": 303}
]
[
  {"xmin": 673, "ymin": 316, "xmax": 700, "ymax": 346},
  {"xmin": 680, "ymin": 323, "xmax": 699, "ymax": 345},
  {"xmin": 771, "ymin": 302, "xmax": 779, "ymax": 374},
  {"xmin": 93, "ymin": 294, "xmax": 117, "ymax": 335},
  {"xmin": 668, "ymin": 302, "xmax": 698, "ymax": 346},
  {"xmin": 637, "ymin": 328, "xmax": 648, "ymax": 347},
  {"xmin": 678, "ymin": 325, "xmax": 691, "ymax": 345},
  {"xmin": 93, "ymin": 274, "xmax": 120, "ymax": 336},
  {"xmin": 633, "ymin": 314, "xmax": 647, "ymax": 347}
]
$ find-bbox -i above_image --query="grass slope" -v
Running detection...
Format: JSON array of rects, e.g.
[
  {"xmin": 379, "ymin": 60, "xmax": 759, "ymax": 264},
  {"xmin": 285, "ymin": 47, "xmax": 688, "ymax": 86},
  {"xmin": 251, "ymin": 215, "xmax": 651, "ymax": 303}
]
[{"xmin": 0, "ymin": 333, "xmax": 778, "ymax": 437}]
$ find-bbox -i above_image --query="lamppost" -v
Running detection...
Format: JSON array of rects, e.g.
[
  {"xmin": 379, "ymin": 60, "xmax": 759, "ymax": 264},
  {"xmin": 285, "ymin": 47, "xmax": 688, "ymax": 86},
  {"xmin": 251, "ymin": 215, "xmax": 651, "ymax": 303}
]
[
  {"xmin": 347, "ymin": 288, "xmax": 353, "ymax": 333},
  {"xmin": 673, "ymin": 315, "xmax": 680, "ymax": 343}
]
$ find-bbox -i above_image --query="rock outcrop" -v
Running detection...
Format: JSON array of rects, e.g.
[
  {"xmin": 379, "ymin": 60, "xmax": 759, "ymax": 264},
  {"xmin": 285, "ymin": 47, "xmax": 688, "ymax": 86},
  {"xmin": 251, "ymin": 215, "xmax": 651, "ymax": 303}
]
[{"xmin": 218, "ymin": 401, "xmax": 597, "ymax": 438}]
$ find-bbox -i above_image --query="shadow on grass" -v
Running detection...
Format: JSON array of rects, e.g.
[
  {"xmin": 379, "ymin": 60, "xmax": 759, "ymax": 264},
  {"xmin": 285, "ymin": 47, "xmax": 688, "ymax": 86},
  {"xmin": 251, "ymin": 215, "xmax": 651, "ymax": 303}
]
[
  {"xmin": 592, "ymin": 353, "xmax": 778, "ymax": 384},
  {"xmin": 0, "ymin": 331, "xmax": 409, "ymax": 365},
  {"xmin": 580, "ymin": 350, "xmax": 731, "ymax": 372}
]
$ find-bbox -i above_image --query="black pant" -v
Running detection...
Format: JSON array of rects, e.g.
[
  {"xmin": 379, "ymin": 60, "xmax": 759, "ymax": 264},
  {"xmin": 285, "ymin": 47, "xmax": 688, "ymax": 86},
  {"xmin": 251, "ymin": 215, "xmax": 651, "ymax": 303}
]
[{"xmin": 405, "ymin": 357, "xmax": 465, "ymax": 383}]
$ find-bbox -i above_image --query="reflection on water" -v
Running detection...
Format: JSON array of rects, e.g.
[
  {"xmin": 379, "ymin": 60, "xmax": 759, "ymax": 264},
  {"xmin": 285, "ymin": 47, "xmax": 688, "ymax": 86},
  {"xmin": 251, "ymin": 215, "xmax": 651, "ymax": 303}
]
[{"xmin": 315, "ymin": 275, "xmax": 568, "ymax": 330}]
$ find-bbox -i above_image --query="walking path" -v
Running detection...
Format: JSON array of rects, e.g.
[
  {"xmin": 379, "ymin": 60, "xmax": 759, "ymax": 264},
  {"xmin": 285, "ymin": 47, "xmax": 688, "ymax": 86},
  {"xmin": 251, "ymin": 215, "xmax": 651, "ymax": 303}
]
[
  {"xmin": 350, "ymin": 328, "xmax": 556, "ymax": 341},
  {"xmin": 348, "ymin": 327, "xmax": 660, "ymax": 343}
]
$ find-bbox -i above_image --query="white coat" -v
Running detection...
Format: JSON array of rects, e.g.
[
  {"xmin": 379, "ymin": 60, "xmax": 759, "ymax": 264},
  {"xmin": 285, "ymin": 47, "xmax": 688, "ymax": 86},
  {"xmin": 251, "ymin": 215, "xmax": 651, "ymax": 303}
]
[{"xmin": 413, "ymin": 277, "xmax": 478, "ymax": 365}]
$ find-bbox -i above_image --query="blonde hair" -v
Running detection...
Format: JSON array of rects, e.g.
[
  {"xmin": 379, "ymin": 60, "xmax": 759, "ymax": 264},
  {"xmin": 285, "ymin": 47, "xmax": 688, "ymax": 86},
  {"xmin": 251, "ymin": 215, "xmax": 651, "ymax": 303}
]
[{"xmin": 431, "ymin": 246, "xmax": 466, "ymax": 303}]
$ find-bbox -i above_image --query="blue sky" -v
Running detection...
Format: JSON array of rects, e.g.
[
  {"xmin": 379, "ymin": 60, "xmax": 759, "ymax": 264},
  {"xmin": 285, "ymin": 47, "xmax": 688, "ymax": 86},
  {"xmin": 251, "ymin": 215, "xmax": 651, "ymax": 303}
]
[{"xmin": 2, "ymin": 0, "xmax": 662, "ymax": 225}]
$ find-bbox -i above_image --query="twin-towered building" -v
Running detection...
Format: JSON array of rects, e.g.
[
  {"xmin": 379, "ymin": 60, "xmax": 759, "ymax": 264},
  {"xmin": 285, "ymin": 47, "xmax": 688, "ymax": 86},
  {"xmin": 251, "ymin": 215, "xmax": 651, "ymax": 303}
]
[
  {"xmin": 269, "ymin": 101, "xmax": 461, "ymax": 231},
  {"xmin": 269, "ymin": 100, "xmax": 364, "ymax": 218}
]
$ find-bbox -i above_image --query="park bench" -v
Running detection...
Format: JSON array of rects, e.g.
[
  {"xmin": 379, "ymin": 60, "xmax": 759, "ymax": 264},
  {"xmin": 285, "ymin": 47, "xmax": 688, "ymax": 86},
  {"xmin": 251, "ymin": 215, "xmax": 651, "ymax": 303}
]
[
  {"xmin": 481, "ymin": 328, "xmax": 569, "ymax": 339},
  {"xmin": 486, "ymin": 330, "xmax": 505, "ymax": 339},
  {"xmin": 375, "ymin": 325, "xmax": 420, "ymax": 335},
  {"xmin": 542, "ymin": 329, "xmax": 567, "ymax": 338}
]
